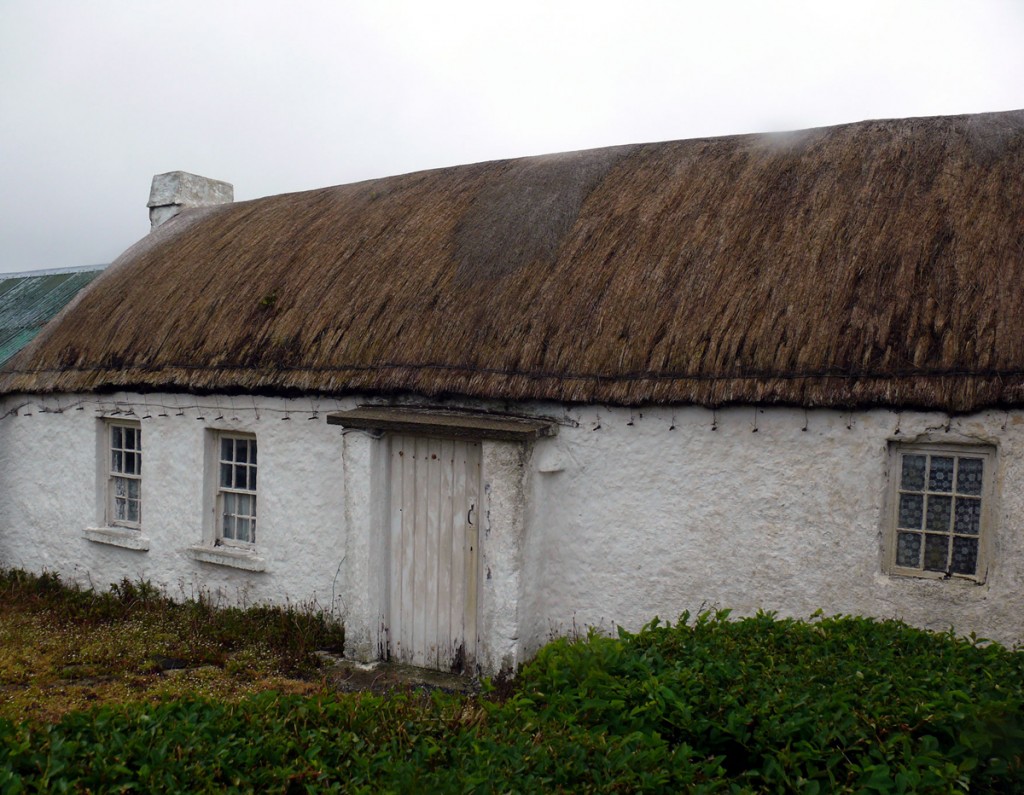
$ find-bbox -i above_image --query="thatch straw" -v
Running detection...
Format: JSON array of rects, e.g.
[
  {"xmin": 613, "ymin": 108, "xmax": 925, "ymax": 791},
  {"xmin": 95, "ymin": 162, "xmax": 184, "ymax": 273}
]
[{"xmin": 3, "ymin": 110, "xmax": 1024, "ymax": 411}]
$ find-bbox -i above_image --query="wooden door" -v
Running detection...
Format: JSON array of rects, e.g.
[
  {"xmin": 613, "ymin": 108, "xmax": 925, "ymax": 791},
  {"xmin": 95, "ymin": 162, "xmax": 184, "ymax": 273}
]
[{"xmin": 387, "ymin": 434, "xmax": 481, "ymax": 671}]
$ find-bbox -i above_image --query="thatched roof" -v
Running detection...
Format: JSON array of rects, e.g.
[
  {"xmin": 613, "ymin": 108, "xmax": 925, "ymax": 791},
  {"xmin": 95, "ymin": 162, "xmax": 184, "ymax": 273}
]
[{"xmin": 3, "ymin": 110, "xmax": 1024, "ymax": 411}]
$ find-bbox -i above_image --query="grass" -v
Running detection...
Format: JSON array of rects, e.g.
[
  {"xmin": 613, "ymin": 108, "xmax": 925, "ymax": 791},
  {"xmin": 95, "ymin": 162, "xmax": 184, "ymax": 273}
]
[{"xmin": 0, "ymin": 569, "xmax": 344, "ymax": 724}]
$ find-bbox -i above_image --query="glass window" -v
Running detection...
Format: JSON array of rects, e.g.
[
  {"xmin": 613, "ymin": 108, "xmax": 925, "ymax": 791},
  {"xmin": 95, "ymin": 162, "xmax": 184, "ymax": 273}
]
[
  {"xmin": 108, "ymin": 422, "xmax": 142, "ymax": 527},
  {"xmin": 217, "ymin": 434, "xmax": 257, "ymax": 546},
  {"xmin": 890, "ymin": 446, "xmax": 992, "ymax": 580}
]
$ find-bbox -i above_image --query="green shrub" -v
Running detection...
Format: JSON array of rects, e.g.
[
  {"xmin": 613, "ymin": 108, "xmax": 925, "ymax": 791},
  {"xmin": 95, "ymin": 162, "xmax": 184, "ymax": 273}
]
[
  {"xmin": 519, "ymin": 611, "xmax": 1024, "ymax": 792},
  {"xmin": 8, "ymin": 610, "xmax": 1024, "ymax": 786},
  {"xmin": 2, "ymin": 587, "xmax": 1021, "ymax": 792}
]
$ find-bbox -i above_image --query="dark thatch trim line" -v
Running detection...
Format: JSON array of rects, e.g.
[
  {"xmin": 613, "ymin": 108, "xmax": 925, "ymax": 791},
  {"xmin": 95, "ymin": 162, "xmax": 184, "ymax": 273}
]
[
  {"xmin": 5, "ymin": 361, "xmax": 1024, "ymax": 383},
  {"xmin": 3, "ymin": 109, "xmax": 1024, "ymax": 413}
]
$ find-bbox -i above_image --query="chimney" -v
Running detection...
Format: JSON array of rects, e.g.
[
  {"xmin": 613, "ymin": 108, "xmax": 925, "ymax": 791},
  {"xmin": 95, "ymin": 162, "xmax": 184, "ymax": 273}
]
[{"xmin": 147, "ymin": 171, "xmax": 234, "ymax": 229}]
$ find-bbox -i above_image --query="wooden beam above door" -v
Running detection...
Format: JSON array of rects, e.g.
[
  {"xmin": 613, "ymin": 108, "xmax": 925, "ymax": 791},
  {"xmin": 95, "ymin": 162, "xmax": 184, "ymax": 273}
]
[{"xmin": 326, "ymin": 407, "xmax": 558, "ymax": 441}]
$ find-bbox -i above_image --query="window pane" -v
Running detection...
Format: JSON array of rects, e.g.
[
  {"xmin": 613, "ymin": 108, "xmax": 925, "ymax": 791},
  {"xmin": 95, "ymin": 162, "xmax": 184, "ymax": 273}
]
[
  {"xmin": 951, "ymin": 537, "xmax": 979, "ymax": 575},
  {"xmin": 238, "ymin": 493, "xmax": 254, "ymax": 517},
  {"xmin": 928, "ymin": 456, "xmax": 954, "ymax": 493},
  {"xmin": 124, "ymin": 427, "xmax": 136, "ymax": 449},
  {"xmin": 954, "ymin": 497, "xmax": 981, "ymax": 535},
  {"xmin": 896, "ymin": 532, "xmax": 921, "ymax": 567},
  {"xmin": 127, "ymin": 479, "xmax": 139, "ymax": 499},
  {"xmin": 925, "ymin": 494, "xmax": 952, "ymax": 532},
  {"xmin": 112, "ymin": 426, "xmax": 122, "ymax": 448},
  {"xmin": 112, "ymin": 450, "xmax": 122, "ymax": 473},
  {"xmin": 900, "ymin": 455, "xmax": 926, "ymax": 491},
  {"xmin": 114, "ymin": 477, "xmax": 127, "ymax": 498},
  {"xmin": 221, "ymin": 462, "xmax": 232, "ymax": 488},
  {"xmin": 236, "ymin": 518, "xmax": 251, "ymax": 543},
  {"xmin": 236, "ymin": 464, "xmax": 248, "ymax": 491},
  {"xmin": 236, "ymin": 441, "xmax": 248, "ymax": 464},
  {"xmin": 221, "ymin": 438, "xmax": 232, "ymax": 461},
  {"xmin": 250, "ymin": 440, "xmax": 257, "ymax": 465},
  {"xmin": 124, "ymin": 452, "xmax": 136, "ymax": 475},
  {"xmin": 957, "ymin": 458, "xmax": 984, "ymax": 496},
  {"xmin": 222, "ymin": 493, "xmax": 236, "ymax": 539},
  {"xmin": 115, "ymin": 497, "xmax": 127, "ymax": 521},
  {"xmin": 898, "ymin": 493, "xmax": 923, "ymax": 529},
  {"xmin": 127, "ymin": 500, "xmax": 140, "ymax": 523},
  {"xmin": 924, "ymin": 534, "xmax": 950, "ymax": 571},
  {"xmin": 250, "ymin": 466, "xmax": 257, "ymax": 490}
]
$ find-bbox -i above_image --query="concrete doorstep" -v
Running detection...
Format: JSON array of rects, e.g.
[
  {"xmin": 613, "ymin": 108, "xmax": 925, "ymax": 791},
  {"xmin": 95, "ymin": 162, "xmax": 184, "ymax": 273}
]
[{"xmin": 314, "ymin": 652, "xmax": 480, "ymax": 695}]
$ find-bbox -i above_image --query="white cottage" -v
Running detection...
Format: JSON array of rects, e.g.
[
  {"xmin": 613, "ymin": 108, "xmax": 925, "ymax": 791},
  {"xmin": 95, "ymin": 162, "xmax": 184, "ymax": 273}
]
[{"xmin": 2, "ymin": 109, "xmax": 1024, "ymax": 674}]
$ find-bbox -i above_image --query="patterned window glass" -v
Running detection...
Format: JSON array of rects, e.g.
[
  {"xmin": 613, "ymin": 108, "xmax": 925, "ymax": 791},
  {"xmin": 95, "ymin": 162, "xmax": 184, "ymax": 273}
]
[
  {"xmin": 900, "ymin": 455, "xmax": 926, "ymax": 491},
  {"xmin": 892, "ymin": 448, "xmax": 989, "ymax": 578},
  {"xmin": 109, "ymin": 423, "xmax": 141, "ymax": 527},
  {"xmin": 218, "ymin": 436, "xmax": 257, "ymax": 545}
]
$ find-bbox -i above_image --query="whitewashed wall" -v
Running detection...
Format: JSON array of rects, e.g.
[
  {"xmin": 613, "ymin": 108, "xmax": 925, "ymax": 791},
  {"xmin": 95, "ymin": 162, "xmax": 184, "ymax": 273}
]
[
  {"xmin": 2, "ymin": 392, "xmax": 1023, "ymax": 674},
  {"xmin": 521, "ymin": 404, "xmax": 1024, "ymax": 655},
  {"xmin": 0, "ymin": 392, "xmax": 350, "ymax": 611},
  {"xmin": 0, "ymin": 391, "xmax": 528, "ymax": 673}
]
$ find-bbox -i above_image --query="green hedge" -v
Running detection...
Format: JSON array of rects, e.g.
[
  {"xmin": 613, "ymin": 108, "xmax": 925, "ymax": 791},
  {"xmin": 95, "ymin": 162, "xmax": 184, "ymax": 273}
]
[
  {"xmin": 519, "ymin": 611, "xmax": 1024, "ymax": 792},
  {"xmin": 2, "ymin": 611, "xmax": 1022, "ymax": 793}
]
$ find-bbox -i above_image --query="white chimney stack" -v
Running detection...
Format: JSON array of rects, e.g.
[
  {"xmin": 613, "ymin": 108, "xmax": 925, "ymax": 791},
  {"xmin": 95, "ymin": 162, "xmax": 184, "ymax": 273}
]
[{"xmin": 147, "ymin": 171, "xmax": 234, "ymax": 229}]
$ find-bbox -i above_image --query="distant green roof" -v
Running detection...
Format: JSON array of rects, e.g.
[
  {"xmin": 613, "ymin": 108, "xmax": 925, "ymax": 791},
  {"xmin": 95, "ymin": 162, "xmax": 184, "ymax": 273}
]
[{"xmin": 0, "ymin": 266, "xmax": 105, "ymax": 365}]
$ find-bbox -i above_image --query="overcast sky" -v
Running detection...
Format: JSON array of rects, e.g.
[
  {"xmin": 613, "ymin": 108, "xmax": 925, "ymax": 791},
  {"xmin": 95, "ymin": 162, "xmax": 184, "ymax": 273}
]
[{"xmin": 1, "ymin": 0, "xmax": 1022, "ymax": 274}]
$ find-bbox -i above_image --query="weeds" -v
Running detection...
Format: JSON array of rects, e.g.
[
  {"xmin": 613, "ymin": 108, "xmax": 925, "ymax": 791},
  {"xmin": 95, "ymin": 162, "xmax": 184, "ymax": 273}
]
[{"xmin": 0, "ymin": 568, "xmax": 343, "ymax": 723}]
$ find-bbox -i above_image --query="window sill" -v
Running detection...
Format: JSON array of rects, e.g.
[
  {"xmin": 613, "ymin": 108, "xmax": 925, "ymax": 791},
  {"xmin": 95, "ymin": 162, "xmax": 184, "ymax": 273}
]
[
  {"xmin": 84, "ymin": 527, "xmax": 150, "ymax": 551},
  {"xmin": 887, "ymin": 568, "xmax": 986, "ymax": 585},
  {"xmin": 187, "ymin": 545, "xmax": 266, "ymax": 572}
]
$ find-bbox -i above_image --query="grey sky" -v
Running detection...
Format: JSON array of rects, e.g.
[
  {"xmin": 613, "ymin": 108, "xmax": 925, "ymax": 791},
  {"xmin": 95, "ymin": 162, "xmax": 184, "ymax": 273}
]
[{"xmin": 2, "ymin": 0, "xmax": 1022, "ymax": 273}]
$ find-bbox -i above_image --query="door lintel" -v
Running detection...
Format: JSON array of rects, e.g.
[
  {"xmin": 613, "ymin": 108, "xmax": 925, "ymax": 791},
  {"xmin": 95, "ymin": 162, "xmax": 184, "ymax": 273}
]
[{"xmin": 326, "ymin": 407, "xmax": 557, "ymax": 441}]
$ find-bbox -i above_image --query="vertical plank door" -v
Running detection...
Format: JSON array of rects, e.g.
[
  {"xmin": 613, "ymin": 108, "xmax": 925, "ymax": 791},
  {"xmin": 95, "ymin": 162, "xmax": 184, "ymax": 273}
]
[{"xmin": 387, "ymin": 434, "xmax": 481, "ymax": 671}]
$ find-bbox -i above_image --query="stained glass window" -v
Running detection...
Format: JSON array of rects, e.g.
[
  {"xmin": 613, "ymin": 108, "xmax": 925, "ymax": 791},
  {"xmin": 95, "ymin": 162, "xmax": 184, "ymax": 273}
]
[{"xmin": 891, "ymin": 447, "xmax": 991, "ymax": 578}]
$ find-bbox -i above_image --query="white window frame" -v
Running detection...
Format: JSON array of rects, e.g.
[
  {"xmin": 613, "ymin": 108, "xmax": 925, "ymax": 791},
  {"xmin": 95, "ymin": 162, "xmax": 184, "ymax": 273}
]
[
  {"xmin": 106, "ymin": 421, "xmax": 142, "ymax": 529},
  {"xmin": 886, "ymin": 442, "xmax": 994, "ymax": 582},
  {"xmin": 214, "ymin": 432, "xmax": 258, "ymax": 548}
]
